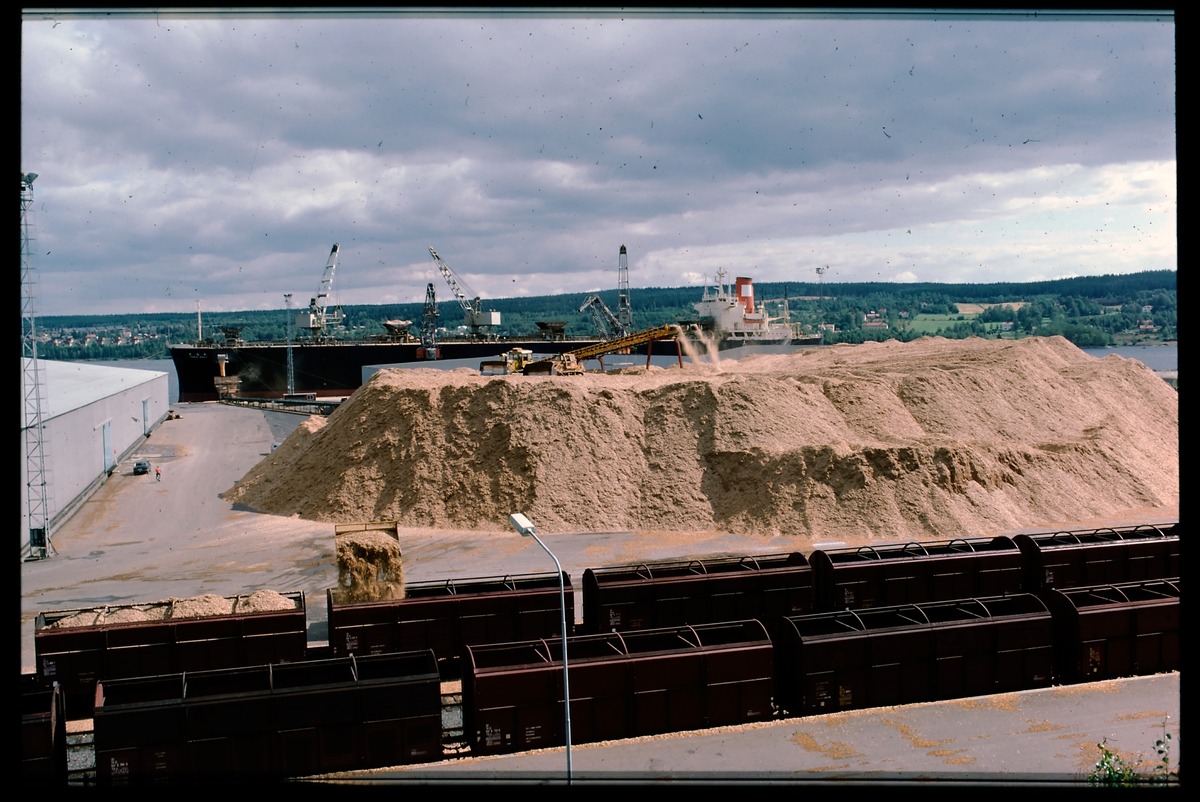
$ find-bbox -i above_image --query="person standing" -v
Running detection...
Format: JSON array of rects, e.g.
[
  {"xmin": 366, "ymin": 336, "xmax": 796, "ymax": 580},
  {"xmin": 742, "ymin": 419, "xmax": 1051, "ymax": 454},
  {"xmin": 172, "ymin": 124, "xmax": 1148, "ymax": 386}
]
[{"xmin": 155, "ymin": 465, "xmax": 161, "ymax": 482}]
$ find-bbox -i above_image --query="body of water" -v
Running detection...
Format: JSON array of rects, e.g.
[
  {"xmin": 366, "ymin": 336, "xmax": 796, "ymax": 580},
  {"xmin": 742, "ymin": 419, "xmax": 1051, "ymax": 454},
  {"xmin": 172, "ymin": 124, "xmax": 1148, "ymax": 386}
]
[{"xmin": 1079, "ymin": 345, "xmax": 1177, "ymax": 372}]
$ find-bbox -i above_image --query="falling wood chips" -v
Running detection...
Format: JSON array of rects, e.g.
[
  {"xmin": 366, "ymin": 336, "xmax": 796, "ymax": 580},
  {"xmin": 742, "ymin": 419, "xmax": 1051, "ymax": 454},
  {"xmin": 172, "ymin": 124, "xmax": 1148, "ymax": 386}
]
[{"xmin": 333, "ymin": 530, "xmax": 405, "ymax": 604}]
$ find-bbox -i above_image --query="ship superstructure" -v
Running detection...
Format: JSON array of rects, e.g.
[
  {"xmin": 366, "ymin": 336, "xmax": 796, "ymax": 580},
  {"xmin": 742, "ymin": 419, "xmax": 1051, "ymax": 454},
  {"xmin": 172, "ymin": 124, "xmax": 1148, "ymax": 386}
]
[{"xmin": 686, "ymin": 269, "xmax": 812, "ymax": 345}]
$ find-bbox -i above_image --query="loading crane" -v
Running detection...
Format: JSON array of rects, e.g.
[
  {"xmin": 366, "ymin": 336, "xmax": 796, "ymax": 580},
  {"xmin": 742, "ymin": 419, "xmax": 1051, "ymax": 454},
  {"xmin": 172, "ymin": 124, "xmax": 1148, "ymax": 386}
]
[
  {"xmin": 579, "ymin": 294, "xmax": 628, "ymax": 340},
  {"xmin": 428, "ymin": 247, "xmax": 501, "ymax": 338},
  {"xmin": 294, "ymin": 243, "xmax": 344, "ymax": 340},
  {"xmin": 419, "ymin": 282, "xmax": 440, "ymax": 358},
  {"xmin": 617, "ymin": 244, "xmax": 633, "ymax": 332}
]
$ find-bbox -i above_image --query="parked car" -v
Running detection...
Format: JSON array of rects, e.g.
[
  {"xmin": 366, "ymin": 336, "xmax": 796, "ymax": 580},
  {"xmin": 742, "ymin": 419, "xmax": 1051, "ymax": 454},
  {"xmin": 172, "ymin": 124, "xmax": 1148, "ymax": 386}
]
[{"xmin": 133, "ymin": 460, "xmax": 151, "ymax": 475}]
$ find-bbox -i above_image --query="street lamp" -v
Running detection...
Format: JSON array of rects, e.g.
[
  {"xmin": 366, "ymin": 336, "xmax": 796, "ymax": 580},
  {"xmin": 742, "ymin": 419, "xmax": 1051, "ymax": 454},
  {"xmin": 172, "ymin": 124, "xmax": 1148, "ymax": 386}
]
[{"xmin": 509, "ymin": 512, "xmax": 572, "ymax": 784}]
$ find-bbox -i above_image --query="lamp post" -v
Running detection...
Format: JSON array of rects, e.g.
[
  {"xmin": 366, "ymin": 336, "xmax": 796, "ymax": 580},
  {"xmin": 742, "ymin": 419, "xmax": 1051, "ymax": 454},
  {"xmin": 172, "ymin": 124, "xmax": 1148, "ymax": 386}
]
[{"xmin": 509, "ymin": 512, "xmax": 572, "ymax": 784}]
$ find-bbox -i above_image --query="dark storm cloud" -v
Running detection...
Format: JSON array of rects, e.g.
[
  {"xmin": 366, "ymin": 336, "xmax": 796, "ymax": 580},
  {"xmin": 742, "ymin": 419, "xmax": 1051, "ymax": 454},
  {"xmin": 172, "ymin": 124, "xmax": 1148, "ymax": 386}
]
[{"xmin": 22, "ymin": 14, "xmax": 1173, "ymax": 315}]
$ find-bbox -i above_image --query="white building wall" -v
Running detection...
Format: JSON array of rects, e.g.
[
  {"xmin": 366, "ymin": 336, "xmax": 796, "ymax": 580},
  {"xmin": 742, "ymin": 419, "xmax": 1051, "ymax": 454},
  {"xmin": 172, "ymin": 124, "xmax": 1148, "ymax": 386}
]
[{"xmin": 20, "ymin": 363, "xmax": 168, "ymax": 553}]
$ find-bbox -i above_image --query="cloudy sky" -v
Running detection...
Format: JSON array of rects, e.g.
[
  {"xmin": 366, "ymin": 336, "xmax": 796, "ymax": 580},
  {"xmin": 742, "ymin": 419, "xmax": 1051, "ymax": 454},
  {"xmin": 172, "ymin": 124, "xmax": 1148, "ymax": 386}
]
[{"xmin": 22, "ymin": 10, "xmax": 1174, "ymax": 316}]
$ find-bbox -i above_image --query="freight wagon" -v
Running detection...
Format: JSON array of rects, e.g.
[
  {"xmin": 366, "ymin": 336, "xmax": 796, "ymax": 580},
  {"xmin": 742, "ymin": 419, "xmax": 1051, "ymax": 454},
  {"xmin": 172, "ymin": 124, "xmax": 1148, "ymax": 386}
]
[
  {"xmin": 21, "ymin": 674, "xmax": 67, "ymax": 784},
  {"xmin": 92, "ymin": 651, "xmax": 441, "ymax": 782},
  {"xmin": 463, "ymin": 620, "xmax": 774, "ymax": 755},
  {"xmin": 577, "ymin": 524, "xmax": 1176, "ymax": 636},
  {"xmin": 327, "ymin": 572, "xmax": 572, "ymax": 674},
  {"xmin": 34, "ymin": 591, "xmax": 307, "ymax": 718},
  {"xmin": 582, "ymin": 553, "xmax": 812, "ymax": 638}
]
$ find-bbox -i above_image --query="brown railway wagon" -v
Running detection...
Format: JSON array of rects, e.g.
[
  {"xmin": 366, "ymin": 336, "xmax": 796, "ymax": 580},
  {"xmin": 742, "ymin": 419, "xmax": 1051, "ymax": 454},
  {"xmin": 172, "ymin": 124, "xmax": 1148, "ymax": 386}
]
[
  {"xmin": 21, "ymin": 674, "xmax": 67, "ymax": 784},
  {"xmin": 582, "ymin": 553, "xmax": 812, "ymax": 637},
  {"xmin": 776, "ymin": 594, "xmax": 1053, "ymax": 717},
  {"xmin": 93, "ymin": 651, "xmax": 441, "ymax": 782},
  {"xmin": 327, "ymin": 572, "xmax": 572, "ymax": 674},
  {"xmin": 809, "ymin": 537, "xmax": 1024, "ymax": 613},
  {"xmin": 1044, "ymin": 578, "xmax": 1180, "ymax": 684},
  {"xmin": 463, "ymin": 620, "xmax": 773, "ymax": 756},
  {"xmin": 1014, "ymin": 525, "xmax": 1179, "ymax": 593},
  {"xmin": 34, "ymin": 591, "xmax": 307, "ymax": 719}
]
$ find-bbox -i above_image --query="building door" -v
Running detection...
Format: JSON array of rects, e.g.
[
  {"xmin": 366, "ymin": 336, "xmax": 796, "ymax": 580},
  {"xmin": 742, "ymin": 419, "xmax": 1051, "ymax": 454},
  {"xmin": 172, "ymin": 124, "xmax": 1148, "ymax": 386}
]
[
  {"xmin": 143, "ymin": 399, "xmax": 150, "ymax": 436},
  {"xmin": 102, "ymin": 421, "xmax": 113, "ymax": 473}
]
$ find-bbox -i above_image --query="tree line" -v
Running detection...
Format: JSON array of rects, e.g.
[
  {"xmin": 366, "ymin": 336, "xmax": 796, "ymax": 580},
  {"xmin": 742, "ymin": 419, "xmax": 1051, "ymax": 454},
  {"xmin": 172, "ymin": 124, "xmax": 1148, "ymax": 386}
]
[{"xmin": 35, "ymin": 269, "xmax": 1175, "ymax": 359}]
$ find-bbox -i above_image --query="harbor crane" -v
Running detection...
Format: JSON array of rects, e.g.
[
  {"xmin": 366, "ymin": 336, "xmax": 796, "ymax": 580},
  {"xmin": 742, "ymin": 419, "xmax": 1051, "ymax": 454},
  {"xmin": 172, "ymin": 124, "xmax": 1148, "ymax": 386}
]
[
  {"xmin": 295, "ymin": 243, "xmax": 344, "ymax": 340},
  {"xmin": 419, "ymin": 282, "xmax": 440, "ymax": 358},
  {"xmin": 580, "ymin": 245, "xmax": 633, "ymax": 339},
  {"xmin": 579, "ymin": 294, "xmax": 627, "ymax": 340},
  {"xmin": 428, "ymin": 247, "xmax": 501, "ymax": 338},
  {"xmin": 617, "ymin": 244, "xmax": 633, "ymax": 332}
]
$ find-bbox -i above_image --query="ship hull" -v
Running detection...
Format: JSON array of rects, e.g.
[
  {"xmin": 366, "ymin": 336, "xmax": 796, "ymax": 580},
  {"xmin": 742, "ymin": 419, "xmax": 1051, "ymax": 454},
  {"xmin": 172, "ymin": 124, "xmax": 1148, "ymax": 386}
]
[
  {"xmin": 714, "ymin": 335, "xmax": 822, "ymax": 351},
  {"xmin": 170, "ymin": 338, "xmax": 606, "ymax": 401},
  {"xmin": 171, "ymin": 330, "xmax": 822, "ymax": 402}
]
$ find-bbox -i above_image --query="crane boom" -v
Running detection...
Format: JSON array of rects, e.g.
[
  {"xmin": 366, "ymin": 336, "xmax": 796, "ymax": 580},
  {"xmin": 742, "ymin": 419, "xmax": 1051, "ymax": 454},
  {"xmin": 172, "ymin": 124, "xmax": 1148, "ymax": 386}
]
[
  {"xmin": 296, "ymin": 243, "xmax": 344, "ymax": 338},
  {"xmin": 579, "ymin": 294, "xmax": 627, "ymax": 340},
  {"xmin": 428, "ymin": 246, "xmax": 500, "ymax": 336},
  {"xmin": 428, "ymin": 246, "xmax": 475, "ymax": 314},
  {"xmin": 315, "ymin": 242, "xmax": 340, "ymax": 312}
]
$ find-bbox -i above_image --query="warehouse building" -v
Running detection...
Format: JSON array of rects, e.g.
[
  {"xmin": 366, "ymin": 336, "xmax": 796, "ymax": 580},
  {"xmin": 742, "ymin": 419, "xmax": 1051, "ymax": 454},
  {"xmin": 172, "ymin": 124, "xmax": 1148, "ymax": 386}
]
[{"xmin": 20, "ymin": 359, "xmax": 169, "ymax": 556}]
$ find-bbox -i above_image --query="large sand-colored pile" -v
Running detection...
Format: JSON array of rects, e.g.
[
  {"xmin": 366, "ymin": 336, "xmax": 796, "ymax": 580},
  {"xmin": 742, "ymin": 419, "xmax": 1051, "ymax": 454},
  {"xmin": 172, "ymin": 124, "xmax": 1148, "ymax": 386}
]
[{"xmin": 224, "ymin": 336, "xmax": 1178, "ymax": 540}]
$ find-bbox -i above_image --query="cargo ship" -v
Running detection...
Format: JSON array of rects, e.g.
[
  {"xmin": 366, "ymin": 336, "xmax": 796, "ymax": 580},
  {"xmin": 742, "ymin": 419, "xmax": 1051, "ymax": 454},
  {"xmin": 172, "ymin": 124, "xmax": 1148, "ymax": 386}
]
[
  {"xmin": 170, "ymin": 271, "xmax": 821, "ymax": 402},
  {"xmin": 677, "ymin": 269, "xmax": 823, "ymax": 353}
]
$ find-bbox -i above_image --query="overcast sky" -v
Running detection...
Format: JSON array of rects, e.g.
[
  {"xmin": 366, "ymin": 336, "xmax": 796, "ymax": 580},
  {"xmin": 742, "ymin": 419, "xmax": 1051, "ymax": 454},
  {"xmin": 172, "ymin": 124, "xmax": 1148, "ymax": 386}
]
[{"xmin": 22, "ymin": 10, "xmax": 1174, "ymax": 316}]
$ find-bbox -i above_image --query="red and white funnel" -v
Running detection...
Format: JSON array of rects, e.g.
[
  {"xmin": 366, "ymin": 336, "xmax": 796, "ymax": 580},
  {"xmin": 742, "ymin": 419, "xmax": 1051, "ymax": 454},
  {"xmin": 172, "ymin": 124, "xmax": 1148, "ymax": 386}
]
[{"xmin": 735, "ymin": 277, "xmax": 755, "ymax": 313}]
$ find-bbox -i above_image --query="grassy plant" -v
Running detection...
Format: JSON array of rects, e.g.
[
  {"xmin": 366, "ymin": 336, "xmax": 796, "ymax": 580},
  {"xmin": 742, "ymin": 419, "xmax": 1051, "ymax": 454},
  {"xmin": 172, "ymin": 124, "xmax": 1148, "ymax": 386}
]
[
  {"xmin": 1151, "ymin": 723, "xmax": 1177, "ymax": 784},
  {"xmin": 1087, "ymin": 722, "xmax": 1178, "ymax": 786},
  {"xmin": 1089, "ymin": 738, "xmax": 1142, "ymax": 786}
]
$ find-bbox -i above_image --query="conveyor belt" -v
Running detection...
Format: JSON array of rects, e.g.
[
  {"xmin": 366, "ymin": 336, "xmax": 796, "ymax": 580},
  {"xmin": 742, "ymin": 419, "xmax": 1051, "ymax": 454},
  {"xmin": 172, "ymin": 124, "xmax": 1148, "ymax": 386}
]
[{"xmin": 527, "ymin": 324, "xmax": 680, "ymax": 368}]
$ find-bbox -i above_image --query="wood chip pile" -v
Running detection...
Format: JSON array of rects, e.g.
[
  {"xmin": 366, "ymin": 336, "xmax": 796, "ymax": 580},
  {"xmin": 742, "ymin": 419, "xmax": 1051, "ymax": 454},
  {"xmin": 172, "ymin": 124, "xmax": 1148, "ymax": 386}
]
[{"xmin": 224, "ymin": 336, "xmax": 1179, "ymax": 540}]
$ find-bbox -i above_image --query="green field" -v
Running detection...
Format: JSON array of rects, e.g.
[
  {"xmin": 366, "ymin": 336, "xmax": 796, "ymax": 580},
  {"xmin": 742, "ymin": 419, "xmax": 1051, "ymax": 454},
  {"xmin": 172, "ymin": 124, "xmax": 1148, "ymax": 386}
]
[
  {"xmin": 903, "ymin": 313, "xmax": 964, "ymax": 334},
  {"xmin": 896, "ymin": 313, "xmax": 1013, "ymax": 338}
]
